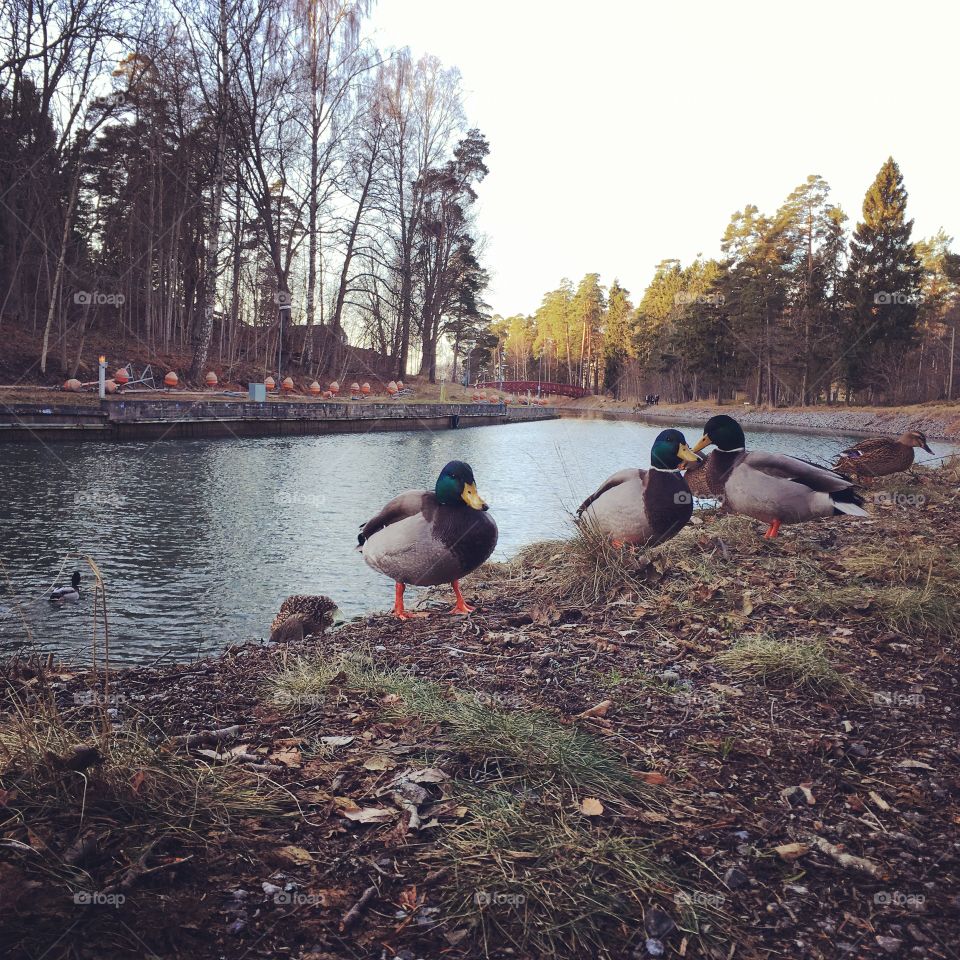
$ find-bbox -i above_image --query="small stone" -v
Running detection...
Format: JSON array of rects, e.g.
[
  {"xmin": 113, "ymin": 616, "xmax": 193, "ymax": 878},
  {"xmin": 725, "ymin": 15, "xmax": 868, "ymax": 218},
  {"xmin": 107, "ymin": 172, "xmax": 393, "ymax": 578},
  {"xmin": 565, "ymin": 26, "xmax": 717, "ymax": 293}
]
[
  {"xmin": 645, "ymin": 937, "xmax": 665, "ymax": 957},
  {"xmin": 660, "ymin": 671, "xmax": 680, "ymax": 684},
  {"xmin": 847, "ymin": 742, "xmax": 869, "ymax": 758},
  {"xmin": 232, "ymin": 888, "xmax": 250, "ymax": 901},
  {"xmin": 227, "ymin": 919, "xmax": 247, "ymax": 935},
  {"xmin": 724, "ymin": 866, "xmax": 749, "ymax": 890},
  {"xmin": 875, "ymin": 935, "xmax": 903, "ymax": 954},
  {"xmin": 644, "ymin": 905, "xmax": 675, "ymax": 938},
  {"xmin": 261, "ymin": 882, "xmax": 282, "ymax": 896}
]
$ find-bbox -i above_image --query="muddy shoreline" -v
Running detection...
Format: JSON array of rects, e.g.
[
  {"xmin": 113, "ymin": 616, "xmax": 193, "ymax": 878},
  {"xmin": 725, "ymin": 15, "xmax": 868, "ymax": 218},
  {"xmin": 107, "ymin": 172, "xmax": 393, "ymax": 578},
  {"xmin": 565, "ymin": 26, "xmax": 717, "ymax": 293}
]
[{"xmin": 2, "ymin": 460, "xmax": 959, "ymax": 959}]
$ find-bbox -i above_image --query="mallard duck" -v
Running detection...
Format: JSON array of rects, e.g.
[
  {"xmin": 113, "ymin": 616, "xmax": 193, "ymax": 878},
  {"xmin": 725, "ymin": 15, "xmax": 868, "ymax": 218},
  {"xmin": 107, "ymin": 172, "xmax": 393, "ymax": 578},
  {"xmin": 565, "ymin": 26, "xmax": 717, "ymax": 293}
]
[
  {"xmin": 692, "ymin": 415, "xmax": 868, "ymax": 538},
  {"xmin": 50, "ymin": 572, "xmax": 80, "ymax": 603},
  {"xmin": 576, "ymin": 429, "xmax": 698, "ymax": 546},
  {"xmin": 833, "ymin": 430, "xmax": 933, "ymax": 479},
  {"xmin": 270, "ymin": 595, "xmax": 337, "ymax": 643},
  {"xmin": 358, "ymin": 460, "xmax": 498, "ymax": 620},
  {"xmin": 681, "ymin": 453, "xmax": 715, "ymax": 499}
]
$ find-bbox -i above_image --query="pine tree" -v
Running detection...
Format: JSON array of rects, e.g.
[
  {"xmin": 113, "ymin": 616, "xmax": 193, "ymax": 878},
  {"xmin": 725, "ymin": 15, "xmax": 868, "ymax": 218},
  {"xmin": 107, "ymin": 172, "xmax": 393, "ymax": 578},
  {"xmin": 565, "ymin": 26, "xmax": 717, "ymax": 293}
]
[{"xmin": 844, "ymin": 157, "xmax": 922, "ymax": 394}]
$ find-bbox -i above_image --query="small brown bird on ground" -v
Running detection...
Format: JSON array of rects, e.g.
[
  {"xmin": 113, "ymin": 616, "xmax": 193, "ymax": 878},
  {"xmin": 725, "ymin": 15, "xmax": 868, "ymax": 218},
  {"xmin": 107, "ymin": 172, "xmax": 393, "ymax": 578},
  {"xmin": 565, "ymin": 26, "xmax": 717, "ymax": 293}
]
[
  {"xmin": 270, "ymin": 595, "xmax": 337, "ymax": 643},
  {"xmin": 833, "ymin": 430, "xmax": 933, "ymax": 479}
]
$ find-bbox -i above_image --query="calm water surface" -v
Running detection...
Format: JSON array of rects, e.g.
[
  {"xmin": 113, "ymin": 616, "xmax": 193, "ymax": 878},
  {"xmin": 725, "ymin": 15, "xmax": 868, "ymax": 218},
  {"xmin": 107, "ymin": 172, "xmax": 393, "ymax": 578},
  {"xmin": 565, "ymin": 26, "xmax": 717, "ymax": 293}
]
[{"xmin": 1, "ymin": 418, "xmax": 955, "ymax": 663}]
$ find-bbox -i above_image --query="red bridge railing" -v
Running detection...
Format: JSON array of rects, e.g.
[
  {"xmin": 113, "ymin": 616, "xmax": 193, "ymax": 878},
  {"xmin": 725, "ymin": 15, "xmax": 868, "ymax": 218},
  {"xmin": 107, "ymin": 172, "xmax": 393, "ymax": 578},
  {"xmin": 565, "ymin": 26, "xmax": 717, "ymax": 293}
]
[{"xmin": 475, "ymin": 380, "xmax": 592, "ymax": 398}]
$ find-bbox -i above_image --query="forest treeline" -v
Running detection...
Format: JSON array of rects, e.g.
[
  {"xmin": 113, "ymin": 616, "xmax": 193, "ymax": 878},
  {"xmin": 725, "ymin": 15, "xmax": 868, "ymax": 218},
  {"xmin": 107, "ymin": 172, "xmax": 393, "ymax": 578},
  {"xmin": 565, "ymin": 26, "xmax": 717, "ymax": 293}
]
[
  {"xmin": 3, "ymin": 2, "xmax": 959, "ymax": 403},
  {"xmin": 1, "ymin": 0, "xmax": 489, "ymax": 382},
  {"xmin": 490, "ymin": 160, "xmax": 960, "ymax": 406}
]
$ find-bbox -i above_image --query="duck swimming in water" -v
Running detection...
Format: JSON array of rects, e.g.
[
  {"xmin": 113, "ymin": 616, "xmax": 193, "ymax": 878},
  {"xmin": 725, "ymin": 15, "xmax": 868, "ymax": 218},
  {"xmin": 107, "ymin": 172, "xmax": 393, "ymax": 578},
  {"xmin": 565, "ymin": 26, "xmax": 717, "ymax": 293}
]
[
  {"xmin": 692, "ymin": 415, "xmax": 868, "ymax": 538},
  {"xmin": 358, "ymin": 460, "xmax": 498, "ymax": 620},
  {"xmin": 576, "ymin": 429, "xmax": 699, "ymax": 546},
  {"xmin": 50, "ymin": 572, "xmax": 81, "ymax": 603}
]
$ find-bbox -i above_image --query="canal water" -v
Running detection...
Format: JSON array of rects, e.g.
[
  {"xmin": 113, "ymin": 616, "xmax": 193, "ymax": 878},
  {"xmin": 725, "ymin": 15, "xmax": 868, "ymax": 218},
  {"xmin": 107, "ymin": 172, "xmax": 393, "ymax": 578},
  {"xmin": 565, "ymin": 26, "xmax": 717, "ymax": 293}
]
[{"xmin": 1, "ymin": 418, "xmax": 955, "ymax": 664}]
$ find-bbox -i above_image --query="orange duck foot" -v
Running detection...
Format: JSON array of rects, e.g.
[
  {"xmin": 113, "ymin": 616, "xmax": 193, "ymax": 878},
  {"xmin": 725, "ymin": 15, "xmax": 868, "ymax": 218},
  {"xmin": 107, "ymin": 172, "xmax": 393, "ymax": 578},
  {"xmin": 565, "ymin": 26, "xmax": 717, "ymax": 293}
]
[
  {"xmin": 393, "ymin": 583, "xmax": 428, "ymax": 620},
  {"xmin": 447, "ymin": 580, "xmax": 476, "ymax": 615},
  {"xmin": 763, "ymin": 519, "xmax": 782, "ymax": 539}
]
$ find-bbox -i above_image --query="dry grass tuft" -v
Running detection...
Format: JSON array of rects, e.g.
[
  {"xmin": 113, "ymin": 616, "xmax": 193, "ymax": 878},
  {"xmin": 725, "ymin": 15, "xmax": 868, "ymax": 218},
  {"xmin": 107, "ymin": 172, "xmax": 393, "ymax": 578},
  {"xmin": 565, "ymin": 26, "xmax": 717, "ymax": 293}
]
[
  {"xmin": 433, "ymin": 785, "xmax": 712, "ymax": 959},
  {"xmin": 271, "ymin": 654, "xmax": 650, "ymax": 803},
  {"xmin": 0, "ymin": 687, "xmax": 286, "ymax": 897},
  {"xmin": 716, "ymin": 635, "xmax": 863, "ymax": 697}
]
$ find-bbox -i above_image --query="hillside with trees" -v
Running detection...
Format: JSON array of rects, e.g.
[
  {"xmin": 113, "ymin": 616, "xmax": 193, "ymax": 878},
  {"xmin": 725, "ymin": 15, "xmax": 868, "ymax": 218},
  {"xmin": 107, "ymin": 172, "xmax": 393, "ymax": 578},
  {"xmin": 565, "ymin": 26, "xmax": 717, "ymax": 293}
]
[
  {"xmin": 488, "ymin": 160, "xmax": 960, "ymax": 406},
  {"xmin": 0, "ymin": 0, "xmax": 489, "ymax": 383},
  {"xmin": 2, "ymin": 1, "xmax": 958, "ymax": 405}
]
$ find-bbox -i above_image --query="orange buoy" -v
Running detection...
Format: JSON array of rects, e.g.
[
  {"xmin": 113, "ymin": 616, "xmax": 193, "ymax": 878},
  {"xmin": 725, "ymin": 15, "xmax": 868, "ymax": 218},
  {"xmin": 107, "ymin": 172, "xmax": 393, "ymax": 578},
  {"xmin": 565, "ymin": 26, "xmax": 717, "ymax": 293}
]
[
  {"xmin": 361, "ymin": 382, "xmax": 370, "ymax": 395},
  {"xmin": 114, "ymin": 368, "xmax": 130, "ymax": 386},
  {"xmin": 309, "ymin": 381, "xmax": 321, "ymax": 396},
  {"xmin": 104, "ymin": 379, "xmax": 118, "ymax": 394},
  {"xmin": 323, "ymin": 390, "xmax": 332, "ymax": 399},
  {"xmin": 386, "ymin": 381, "xmax": 398, "ymax": 394},
  {"xmin": 282, "ymin": 376, "xmax": 295, "ymax": 392},
  {"xmin": 205, "ymin": 371, "xmax": 218, "ymax": 388},
  {"xmin": 64, "ymin": 378, "xmax": 82, "ymax": 392},
  {"xmin": 396, "ymin": 381, "xmax": 404, "ymax": 390},
  {"xmin": 265, "ymin": 376, "xmax": 276, "ymax": 391},
  {"xmin": 329, "ymin": 380, "xmax": 340, "ymax": 394},
  {"xmin": 350, "ymin": 382, "xmax": 360, "ymax": 394},
  {"xmin": 164, "ymin": 371, "xmax": 179, "ymax": 388}
]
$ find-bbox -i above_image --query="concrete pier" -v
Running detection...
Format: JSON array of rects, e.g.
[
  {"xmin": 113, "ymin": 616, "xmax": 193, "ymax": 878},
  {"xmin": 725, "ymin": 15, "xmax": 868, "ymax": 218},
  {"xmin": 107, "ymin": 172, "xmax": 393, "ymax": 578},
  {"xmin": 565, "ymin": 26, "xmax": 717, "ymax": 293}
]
[{"xmin": 0, "ymin": 399, "xmax": 557, "ymax": 443}]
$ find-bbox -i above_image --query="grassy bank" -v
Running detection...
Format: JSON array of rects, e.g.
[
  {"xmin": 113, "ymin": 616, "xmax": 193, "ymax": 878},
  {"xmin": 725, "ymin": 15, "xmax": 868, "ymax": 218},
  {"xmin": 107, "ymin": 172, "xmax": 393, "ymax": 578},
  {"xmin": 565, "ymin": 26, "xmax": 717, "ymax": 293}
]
[{"xmin": 2, "ymin": 462, "xmax": 959, "ymax": 958}]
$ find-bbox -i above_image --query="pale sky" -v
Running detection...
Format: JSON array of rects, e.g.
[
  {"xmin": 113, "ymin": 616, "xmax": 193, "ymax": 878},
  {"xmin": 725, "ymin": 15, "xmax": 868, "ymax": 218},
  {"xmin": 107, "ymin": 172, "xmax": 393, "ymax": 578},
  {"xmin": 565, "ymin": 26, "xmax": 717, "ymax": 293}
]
[{"xmin": 369, "ymin": 0, "xmax": 960, "ymax": 317}]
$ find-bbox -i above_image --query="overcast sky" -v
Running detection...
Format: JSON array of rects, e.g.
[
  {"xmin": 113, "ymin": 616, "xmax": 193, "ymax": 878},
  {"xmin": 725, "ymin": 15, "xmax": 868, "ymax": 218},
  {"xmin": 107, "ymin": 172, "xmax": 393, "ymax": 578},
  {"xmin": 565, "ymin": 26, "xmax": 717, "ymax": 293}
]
[{"xmin": 369, "ymin": 0, "xmax": 959, "ymax": 317}]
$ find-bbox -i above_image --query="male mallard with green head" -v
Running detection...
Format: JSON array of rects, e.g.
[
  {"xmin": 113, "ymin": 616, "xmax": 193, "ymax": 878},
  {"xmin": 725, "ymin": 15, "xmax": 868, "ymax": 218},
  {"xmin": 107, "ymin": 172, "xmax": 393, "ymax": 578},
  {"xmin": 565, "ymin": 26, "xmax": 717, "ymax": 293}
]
[
  {"xmin": 833, "ymin": 429, "xmax": 933, "ymax": 479},
  {"xmin": 692, "ymin": 415, "xmax": 868, "ymax": 538},
  {"xmin": 358, "ymin": 460, "xmax": 498, "ymax": 620},
  {"xmin": 576, "ymin": 429, "xmax": 699, "ymax": 546}
]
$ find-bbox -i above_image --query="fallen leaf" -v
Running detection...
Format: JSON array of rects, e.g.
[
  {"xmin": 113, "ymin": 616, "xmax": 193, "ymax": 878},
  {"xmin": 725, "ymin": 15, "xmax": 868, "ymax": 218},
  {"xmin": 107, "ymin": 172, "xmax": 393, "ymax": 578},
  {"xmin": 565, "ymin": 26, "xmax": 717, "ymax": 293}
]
[
  {"xmin": 270, "ymin": 748, "xmax": 302, "ymax": 768},
  {"xmin": 276, "ymin": 845, "xmax": 314, "ymax": 865},
  {"xmin": 580, "ymin": 797, "xmax": 604, "ymax": 816},
  {"xmin": 577, "ymin": 699, "xmax": 613, "ymax": 719},
  {"xmin": 896, "ymin": 760, "xmax": 934, "ymax": 771},
  {"xmin": 637, "ymin": 771, "xmax": 669, "ymax": 785},
  {"xmin": 320, "ymin": 736, "xmax": 355, "ymax": 748},
  {"xmin": 403, "ymin": 767, "xmax": 448, "ymax": 784},
  {"xmin": 340, "ymin": 806, "xmax": 395, "ymax": 823},
  {"xmin": 363, "ymin": 755, "xmax": 397, "ymax": 772},
  {"xmin": 774, "ymin": 842, "xmax": 810, "ymax": 862}
]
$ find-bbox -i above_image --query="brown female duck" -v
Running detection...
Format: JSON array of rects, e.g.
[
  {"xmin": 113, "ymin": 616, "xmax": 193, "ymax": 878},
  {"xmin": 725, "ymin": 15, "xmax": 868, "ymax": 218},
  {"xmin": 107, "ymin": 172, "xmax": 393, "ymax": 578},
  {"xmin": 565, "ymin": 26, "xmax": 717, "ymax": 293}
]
[{"xmin": 833, "ymin": 430, "xmax": 933, "ymax": 479}]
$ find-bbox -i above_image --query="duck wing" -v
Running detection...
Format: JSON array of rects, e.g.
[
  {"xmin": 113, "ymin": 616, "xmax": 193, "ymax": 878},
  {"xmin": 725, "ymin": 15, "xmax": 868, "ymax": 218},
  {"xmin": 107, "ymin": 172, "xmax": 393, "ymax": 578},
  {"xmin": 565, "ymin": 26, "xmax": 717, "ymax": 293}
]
[
  {"xmin": 837, "ymin": 437, "xmax": 893, "ymax": 459},
  {"xmin": 358, "ymin": 491, "xmax": 429, "ymax": 546},
  {"xmin": 741, "ymin": 451, "xmax": 853, "ymax": 493},
  {"xmin": 576, "ymin": 469, "xmax": 643, "ymax": 516}
]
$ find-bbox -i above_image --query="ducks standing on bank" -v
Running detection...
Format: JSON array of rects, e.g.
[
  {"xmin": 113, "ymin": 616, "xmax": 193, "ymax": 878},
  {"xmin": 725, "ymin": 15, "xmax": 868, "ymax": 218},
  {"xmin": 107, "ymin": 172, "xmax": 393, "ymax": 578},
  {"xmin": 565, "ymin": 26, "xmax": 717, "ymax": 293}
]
[
  {"xmin": 576, "ymin": 429, "xmax": 698, "ymax": 546},
  {"xmin": 833, "ymin": 429, "xmax": 933, "ymax": 479},
  {"xmin": 270, "ymin": 595, "xmax": 337, "ymax": 643},
  {"xmin": 358, "ymin": 460, "xmax": 498, "ymax": 620},
  {"xmin": 692, "ymin": 415, "xmax": 867, "ymax": 538},
  {"xmin": 50, "ymin": 572, "xmax": 81, "ymax": 603}
]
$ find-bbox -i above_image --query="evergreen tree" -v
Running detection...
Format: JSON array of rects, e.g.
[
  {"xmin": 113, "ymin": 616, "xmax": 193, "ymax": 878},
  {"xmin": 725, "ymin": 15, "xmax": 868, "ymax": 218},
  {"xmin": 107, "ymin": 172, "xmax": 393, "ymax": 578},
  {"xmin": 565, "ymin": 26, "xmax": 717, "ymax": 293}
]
[
  {"xmin": 601, "ymin": 280, "xmax": 634, "ymax": 395},
  {"xmin": 844, "ymin": 157, "xmax": 922, "ymax": 394}
]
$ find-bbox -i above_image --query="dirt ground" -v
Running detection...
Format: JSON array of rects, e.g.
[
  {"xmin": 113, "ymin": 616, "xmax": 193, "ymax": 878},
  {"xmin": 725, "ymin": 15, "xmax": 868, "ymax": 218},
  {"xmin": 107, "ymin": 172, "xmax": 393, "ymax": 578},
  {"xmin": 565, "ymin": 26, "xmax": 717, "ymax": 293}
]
[{"xmin": 1, "ymin": 464, "xmax": 959, "ymax": 960}]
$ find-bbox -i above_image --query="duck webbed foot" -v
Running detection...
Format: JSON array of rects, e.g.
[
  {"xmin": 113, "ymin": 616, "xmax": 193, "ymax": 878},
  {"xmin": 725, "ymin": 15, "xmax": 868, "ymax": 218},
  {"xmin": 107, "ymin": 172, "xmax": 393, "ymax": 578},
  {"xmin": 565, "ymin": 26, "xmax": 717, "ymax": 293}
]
[
  {"xmin": 762, "ymin": 519, "xmax": 782, "ymax": 539},
  {"xmin": 393, "ymin": 583, "xmax": 427, "ymax": 620},
  {"xmin": 447, "ymin": 580, "xmax": 475, "ymax": 615}
]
